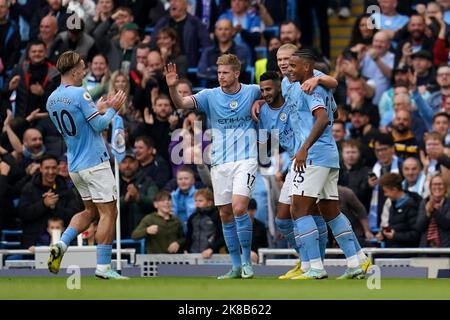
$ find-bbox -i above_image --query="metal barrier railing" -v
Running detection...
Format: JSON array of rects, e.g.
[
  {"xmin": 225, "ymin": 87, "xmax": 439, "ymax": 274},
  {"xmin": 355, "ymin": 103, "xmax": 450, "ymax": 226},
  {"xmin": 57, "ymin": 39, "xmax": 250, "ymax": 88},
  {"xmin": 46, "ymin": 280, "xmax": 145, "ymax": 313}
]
[
  {"xmin": 0, "ymin": 248, "xmax": 136, "ymax": 270},
  {"xmin": 257, "ymin": 248, "xmax": 450, "ymax": 265}
]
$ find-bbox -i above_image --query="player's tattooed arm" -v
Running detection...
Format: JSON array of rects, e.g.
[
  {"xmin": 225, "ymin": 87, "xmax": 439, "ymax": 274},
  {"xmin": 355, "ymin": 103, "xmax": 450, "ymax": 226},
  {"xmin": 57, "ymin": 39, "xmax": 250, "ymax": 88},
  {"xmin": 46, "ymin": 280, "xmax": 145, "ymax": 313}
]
[{"xmin": 165, "ymin": 63, "xmax": 195, "ymax": 109}]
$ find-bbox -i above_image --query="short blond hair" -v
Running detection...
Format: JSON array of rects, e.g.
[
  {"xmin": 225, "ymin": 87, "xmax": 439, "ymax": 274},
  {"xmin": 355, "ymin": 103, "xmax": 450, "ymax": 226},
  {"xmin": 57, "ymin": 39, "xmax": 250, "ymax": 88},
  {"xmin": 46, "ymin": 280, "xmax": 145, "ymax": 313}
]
[
  {"xmin": 216, "ymin": 54, "xmax": 241, "ymax": 71},
  {"xmin": 278, "ymin": 43, "xmax": 298, "ymax": 52},
  {"xmin": 56, "ymin": 51, "xmax": 82, "ymax": 75}
]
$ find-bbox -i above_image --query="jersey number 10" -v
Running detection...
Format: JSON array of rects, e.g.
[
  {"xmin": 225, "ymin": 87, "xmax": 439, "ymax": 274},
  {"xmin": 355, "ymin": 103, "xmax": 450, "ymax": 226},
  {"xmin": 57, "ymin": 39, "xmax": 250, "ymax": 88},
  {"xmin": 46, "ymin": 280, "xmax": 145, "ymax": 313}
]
[{"xmin": 52, "ymin": 110, "xmax": 77, "ymax": 136}]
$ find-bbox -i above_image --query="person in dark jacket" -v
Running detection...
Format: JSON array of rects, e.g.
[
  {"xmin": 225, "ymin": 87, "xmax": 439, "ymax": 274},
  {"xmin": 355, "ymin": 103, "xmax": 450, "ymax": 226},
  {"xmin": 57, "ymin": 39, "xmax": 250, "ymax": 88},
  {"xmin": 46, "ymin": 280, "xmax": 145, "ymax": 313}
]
[
  {"xmin": 134, "ymin": 135, "xmax": 171, "ymax": 189},
  {"xmin": 377, "ymin": 173, "xmax": 421, "ymax": 248},
  {"xmin": 416, "ymin": 174, "xmax": 450, "ymax": 248},
  {"xmin": 4, "ymin": 40, "xmax": 59, "ymax": 119},
  {"xmin": 119, "ymin": 151, "xmax": 159, "ymax": 239},
  {"xmin": 338, "ymin": 140, "xmax": 372, "ymax": 210},
  {"xmin": 151, "ymin": 0, "xmax": 211, "ymax": 68},
  {"xmin": 29, "ymin": 0, "xmax": 71, "ymax": 41},
  {"xmin": 18, "ymin": 155, "xmax": 82, "ymax": 249},
  {"xmin": 185, "ymin": 188, "xmax": 224, "ymax": 257},
  {"xmin": 197, "ymin": 18, "xmax": 251, "ymax": 87},
  {"xmin": 0, "ymin": 0, "xmax": 21, "ymax": 90}
]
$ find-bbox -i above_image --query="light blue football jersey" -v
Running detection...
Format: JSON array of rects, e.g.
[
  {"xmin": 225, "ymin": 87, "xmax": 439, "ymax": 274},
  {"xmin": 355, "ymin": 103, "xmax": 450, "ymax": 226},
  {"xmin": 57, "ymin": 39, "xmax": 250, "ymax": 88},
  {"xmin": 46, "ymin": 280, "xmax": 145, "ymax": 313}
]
[
  {"xmin": 281, "ymin": 69, "xmax": 325, "ymax": 97},
  {"xmin": 258, "ymin": 102, "xmax": 298, "ymax": 158},
  {"xmin": 288, "ymin": 83, "xmax": 339, "ymax": 169},
  {"xmin": 46, "ymin": 84, "xmax": 116, "ymax": 172},
  {"xmin": 192, "ymin": 84, "xmax": 261, "ymax": 166}
]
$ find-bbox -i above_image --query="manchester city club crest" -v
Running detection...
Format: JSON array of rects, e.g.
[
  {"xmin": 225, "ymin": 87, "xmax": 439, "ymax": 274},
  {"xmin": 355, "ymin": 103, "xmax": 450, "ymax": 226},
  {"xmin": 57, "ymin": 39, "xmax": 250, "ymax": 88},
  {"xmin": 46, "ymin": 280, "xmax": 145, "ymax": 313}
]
[
  {"xmin": 83, "ymin": 92, "xmax": 92, "ymax": 101},
  {"xmin": 112, "ymin": 127, "xmax": 126, "ymax": 154},
  {"xmin": 279, "ymin": 112, "xmax": 287, "ymax": 122},
  {"xmin": 229, "ymin": 100, "xmax": 238, "ymax": 109}
]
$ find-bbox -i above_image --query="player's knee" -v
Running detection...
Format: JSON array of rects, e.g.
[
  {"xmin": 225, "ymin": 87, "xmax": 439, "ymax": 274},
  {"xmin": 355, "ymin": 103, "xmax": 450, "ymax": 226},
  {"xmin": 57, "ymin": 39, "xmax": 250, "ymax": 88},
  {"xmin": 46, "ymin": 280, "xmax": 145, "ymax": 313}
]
[{"xmin": 232, "ymin": 202, "xmax": 247, "ymax": 216}]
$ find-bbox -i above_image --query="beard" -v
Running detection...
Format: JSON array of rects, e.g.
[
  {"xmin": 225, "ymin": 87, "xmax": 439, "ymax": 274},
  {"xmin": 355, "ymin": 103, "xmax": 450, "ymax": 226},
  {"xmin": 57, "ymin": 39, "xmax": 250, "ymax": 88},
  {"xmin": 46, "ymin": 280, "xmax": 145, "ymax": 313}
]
[{"xmin": 394, "ymin": 125, "xmax": 409, "ymax": 134}]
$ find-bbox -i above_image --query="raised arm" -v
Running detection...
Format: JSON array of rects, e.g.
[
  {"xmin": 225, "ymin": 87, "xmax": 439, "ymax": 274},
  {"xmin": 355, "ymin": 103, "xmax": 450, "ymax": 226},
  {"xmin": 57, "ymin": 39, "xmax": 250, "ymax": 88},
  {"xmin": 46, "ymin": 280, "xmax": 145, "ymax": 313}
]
[
  {"xmin": 165, "ymin": 63, "xmax": 195, "ymax": 110},
  {"xmin": 301, "ymin": 74, "xmax": 338, "ymax": 94}
]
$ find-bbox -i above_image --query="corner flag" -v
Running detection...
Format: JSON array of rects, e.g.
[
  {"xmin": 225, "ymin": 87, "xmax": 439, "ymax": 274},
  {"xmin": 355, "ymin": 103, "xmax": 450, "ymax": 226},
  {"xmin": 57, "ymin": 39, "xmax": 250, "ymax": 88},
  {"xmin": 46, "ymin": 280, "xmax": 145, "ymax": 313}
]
[{"xmin": 111, "ymin": 114, "xmax": 125, "ymax": 272}]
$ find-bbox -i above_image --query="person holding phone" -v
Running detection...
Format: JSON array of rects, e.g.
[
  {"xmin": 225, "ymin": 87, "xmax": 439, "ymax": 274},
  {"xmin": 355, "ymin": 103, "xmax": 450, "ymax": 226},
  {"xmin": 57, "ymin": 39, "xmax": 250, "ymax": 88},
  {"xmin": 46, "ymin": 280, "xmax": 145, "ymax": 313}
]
[{"xmin": 376, "ymin": 173, "xmax": 421, "ymax": 247}]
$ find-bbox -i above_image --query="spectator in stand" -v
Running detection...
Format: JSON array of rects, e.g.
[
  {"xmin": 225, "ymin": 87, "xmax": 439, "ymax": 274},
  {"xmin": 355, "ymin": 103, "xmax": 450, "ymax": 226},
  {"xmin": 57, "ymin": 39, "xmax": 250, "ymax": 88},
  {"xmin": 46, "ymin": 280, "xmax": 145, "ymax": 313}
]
[
  {"xmin": 360, "ymin": 31, "xmax": 395, "ymax": 105},
  {"xmin": 247, "ymin": 198, "xmax": 268, "ymax": 264},
  {"xmin": 254, "ymin": 36, "xmax": 281, "ymax": 84},
  {"xmin": 6, "ymin": 40, "xmax": 59, "ymax": 120},
  {"xmin": 432, "ymin": 112, "xmax": 450, "ymax": 147},
  {"xmin": 218, "ymin": 0, "xmax": 262, "ymax": 63},
  {"xmin": 155, "ymin": 27, "xmax": 187, "ymax": 78},
  {"xmin": 368, "ymin": 133, "xmax": 403, "ymax": 232},
  {"xmin": 91, "ymin": 6, "xmax": 134, "ymax": 42},
  {"xmin": 394, "ymin": 14, "xmax": 434, "ymax": 67},
  {"xmin": 30, "ymin": 0, "xmax": 71, "ymax": 41},
  {"xmin": 197, "ymin": 18, "xmax": 250, "ymax": 87},
  {"xmin": 132, "ymin": 50, "xmax": 169, "ymax": 113},
  {"xmin": 185, "ymin": 188, "xmax": 224, "ymax": 257},
  {"xmin": 29, "ymin": 216, "xmax": 65, "ymax": 252},
  {"xmin": 129, "ymin": 43, "xmax": 149, "ymax": 97},
  {"xmin": 151, "ymin": 0, "xmax": 211, "ymax": 68},
  {"xmin": 138, "ymin": 94, "xmax": 178, "ymax": 163},
  {"xmin": 279, "ymin": 20, "xmax": 301, "ymax": 47},
  {"xmin": 171, "ymin": 166, "xmax": 197, "ymax": 233},
  {"xmin": 389, "ymin": 109, "xmax": 419, "ymax": 159},
  {"xmin": 370, "ymin": 0, "xmax": 409, "ymax": 39},
  {"xmin": 37, "ymin": 15, "xmax": 59, "ymax": 61},
  {"xmin": 50, "ymin": 19, "xmax": 97, "ymax": 64},
  {"xmin": 131, "ymin": 190, "xmax": 185, "ymax": 254},
  {"xmin": 83, "ymin": 54, "xmax": 110, "ymax": 102},
  {"xmin": 349, "ymin": 14, "xmax": 376, "ymax": 48},
  {"xmin": 433, "ymin": 12, "xmax": 449, "ymax": 65},
  {"xmin": 0, "ymin": 0, "xmax": 21, "ymax": 90},
  {"xmin": 428, "ymin": 65, "xmax": 450, "ymax": 113},
  {"xmin": 192, "ymin": 0, "xmax": 223, "ymax": 33},
  {"xmin": 383, "ymin": 92, "xmax": 428, "ymax": 145},
  {"xmin": 345, "ymin": 77, "xmax": 380, "ymax": 127},
  {"xmin": 134, "ymin": 135, "xmax": 171, "ymax": 189},
  {"xmin": 421, "ymin": 132, "xmax": 450, "ymax": 185},
  {"xmin": 417, "ymin": 174, "xmax": 450, "ymax": 247},
  {"xmin": 119, "ymin": 151, "xmax": 158, "ymax": 239},
  {"xmin": 21, "ymin": 128, "xmax": 46, "ymax": 170},
  {"xmin": 349, "ymin": 108, "xmax": 379, "ymax": 167},
  {"xmin": 18, "ymin": 155, "xmax": 81, "ymax": 249},
  {"xmin": 402, "ymin": 157, "xmax": 428, "ymax": 198},
  {"xmin": 95, "ymin": 22, "xmax": 140, "ymax": 72},
  {"xmin": 332, "ymin": 120, "xmax": 347, "ymax": 145},
  {"xmin": 339, "ymin": 140, "xmax": 372, "ymax": 210},
  {"xmin": 408, "ymin": 50, "xmax": 437, "ymax": 89},
  {"xmin": 378, "ymin": 64, "xmax": 410, "ymax": 121},
  {"xmin": 338, "ymin": 185, "xmax": 373, "ymax": 246},
  {"xmin": 85, "ymin": 0, "xmax": 114, "ymax": 35},
  {"xmin": 377, "ymin": 172, "xmax": 421, "ymax": 248}
]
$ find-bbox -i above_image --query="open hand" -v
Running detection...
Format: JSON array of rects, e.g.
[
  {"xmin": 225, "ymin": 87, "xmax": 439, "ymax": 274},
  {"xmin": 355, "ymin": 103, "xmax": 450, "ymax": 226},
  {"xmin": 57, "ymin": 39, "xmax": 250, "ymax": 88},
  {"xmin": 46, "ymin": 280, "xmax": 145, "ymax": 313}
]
[{"xmin": 164, "ymin": 63, "xmax": 178, "ymax": 87}]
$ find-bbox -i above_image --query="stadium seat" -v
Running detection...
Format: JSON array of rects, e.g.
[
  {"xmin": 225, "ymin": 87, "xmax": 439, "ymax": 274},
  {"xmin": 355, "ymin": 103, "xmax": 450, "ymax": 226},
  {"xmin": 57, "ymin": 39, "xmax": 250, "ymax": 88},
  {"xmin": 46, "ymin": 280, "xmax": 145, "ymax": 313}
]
[{"xmin": 0, "ymin": 230, "xmax": 22, "ymax": 249}]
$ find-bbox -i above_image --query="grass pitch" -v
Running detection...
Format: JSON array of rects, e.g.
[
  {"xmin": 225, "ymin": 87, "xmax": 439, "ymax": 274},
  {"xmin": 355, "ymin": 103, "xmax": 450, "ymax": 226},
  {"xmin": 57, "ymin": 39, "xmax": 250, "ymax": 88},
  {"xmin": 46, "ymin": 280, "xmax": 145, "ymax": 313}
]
[{"xmin": 0, "ymin": 277, "xmax": 450, "ymax": 300}]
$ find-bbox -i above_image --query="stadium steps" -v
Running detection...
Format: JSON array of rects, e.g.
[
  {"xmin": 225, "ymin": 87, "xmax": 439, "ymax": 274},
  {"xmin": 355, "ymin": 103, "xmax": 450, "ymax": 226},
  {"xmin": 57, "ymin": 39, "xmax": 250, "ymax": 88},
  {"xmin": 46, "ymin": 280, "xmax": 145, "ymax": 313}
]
[{"xmin": 327, "ymin": 0, "xmax": 365, "ymax": 62}]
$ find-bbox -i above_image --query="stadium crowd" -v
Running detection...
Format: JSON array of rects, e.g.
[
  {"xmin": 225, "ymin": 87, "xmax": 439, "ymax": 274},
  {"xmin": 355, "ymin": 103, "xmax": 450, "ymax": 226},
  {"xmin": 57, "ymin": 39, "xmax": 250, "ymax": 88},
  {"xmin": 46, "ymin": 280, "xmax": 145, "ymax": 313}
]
[{"xmin": 0, "ymin": 0, "xmax": 450, "ymax": 258}]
